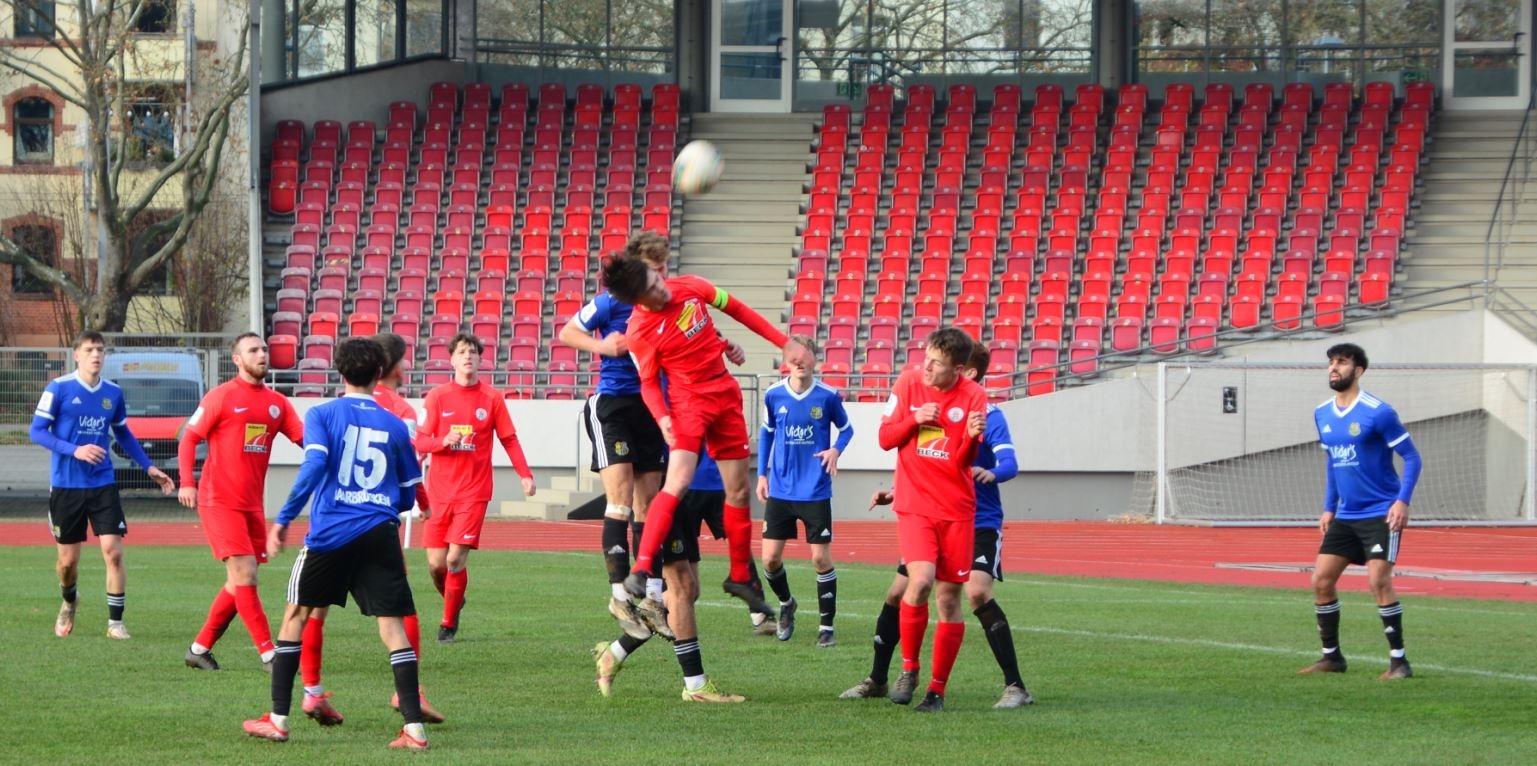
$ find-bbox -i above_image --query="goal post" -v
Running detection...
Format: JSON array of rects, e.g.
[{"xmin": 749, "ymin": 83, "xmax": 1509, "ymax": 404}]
[{"xmin": 1128, "ymin": 362, "xmax": 1537, "ymax": 526}]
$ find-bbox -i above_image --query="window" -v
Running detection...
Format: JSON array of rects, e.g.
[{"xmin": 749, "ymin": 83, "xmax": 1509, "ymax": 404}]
[
  {"xmin": 125, "ymin": 99, "xmax": 175, "ymax": 163},
  {"xmin": 14, "ymin": 98, "xmax": 54, "ymax": 165},
  {"xmin": 15, "ymin": 1, "xmax": 56, "ymax": 39},
  {"xmin": 135, "ymin": 0, "xmax": 176, "ymax": 34},
  {"xmin": 131, "ymin": 212, "xmax": 176, "ymax": 296},
  {"xmin": 10, "ymin": 225, "xmax": 56, "ymax": 295}
]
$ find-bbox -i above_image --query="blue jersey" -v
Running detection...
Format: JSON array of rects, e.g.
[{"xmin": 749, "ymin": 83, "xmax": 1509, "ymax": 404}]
[
  {"xmin": 30, "ymin": 373, "xmax": 153, "ymax": 489},
  {"xmin": 973, "ymin": 405, "xmax": 1019, "ymax": 530},
  {"xmin": 1315, "ymin": 390, "xmax": 1422, "ymax": 520},
  {"xmin": 277, "ymin": 394, "xmax": 423, "ymax": 552},
  {"xmin": 691, "ymin": 449, "xmax": 724, "ymax": 492},
  {"xmin": 573, "ymin": 292, "xmax": 642, "ymax": 396},
  {"xmin": 758, "ymin": 378, "xmax": 853, "ymax": 502}
]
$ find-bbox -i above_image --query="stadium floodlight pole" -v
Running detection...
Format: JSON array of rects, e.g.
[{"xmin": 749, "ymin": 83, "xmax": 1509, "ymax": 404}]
[
  {"xmin": 246, "ymin": 0, "xmax": 263, "ymax": 333},
  {"xmin": 1155, "ymin": 362, "xmax": 1168, "ymax": 525}
]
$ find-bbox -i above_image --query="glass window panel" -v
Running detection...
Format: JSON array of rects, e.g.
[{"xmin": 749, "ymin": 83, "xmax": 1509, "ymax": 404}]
[
  {"xmin": 1209, "ymin": 0, "xmax": 1282, "ymax": 72},
  {"xmin": 1452, "ymin": 50, "xmax": 1519, "ymax": 97},
  {"xmin": 721, "ymin": 52, "xmax": 783, "ymax": 100},
  {"xmin": 1286, "ymin": 0, "xmax": 1361, "ymax": 47},
  {"xmin": 722, "ymin": 0, "xmax": 784, "ymax": 47},
  {"xmin": 609, "ymin": 0, "xmax": 675, "ymax": 72},
  {"xmin": 296, "ymin": 0, "xmax": 348, "ymax": 78},
  {"xmin": 797, "ymin": 0, "xmax": 869, "ymax": 85},
  {"xmin": 15, "ymin": 1, "xmax": 56, "ymax": 39},
  {"xmin": 10, "ymin": 225, "xmax": 55, "ymax": 294},
  {"xmin": 356, "ymin": 0, "xmax": 400, "ymax": 67},
  {"xmin": 868, "ymin": 0, "xmax": 952, "ymax": 78},
  {"xmin": 1136, "ymin": 0, "xmax": 1207, "ymax": 49},
  {"xmin": 406, "ymin": 0, "xmax": 443, "ymax": 57},
  {"xmin": 15, "ymin": 98, "xmax": 53, "ymax": 164},
  {"xmin": 1033, "ymin": 0, "xmax": 1093, "ymax": 73},
  {"xmin": 1454, "ymin": 0, "xmax": 1519, "ymax": 43}
]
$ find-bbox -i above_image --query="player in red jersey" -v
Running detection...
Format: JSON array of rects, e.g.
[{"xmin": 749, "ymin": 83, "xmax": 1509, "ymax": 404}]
[
  {"xmin": 598, "ymin": 254, "xmax": 782, "ymax": 615},
  {"xmin": 877, "ymin": 327, "xmax": 988, "ymax": 713},
  {"xmin": 178, "ymin": 333, "xmax": 303, "ymax": 671},
  {"xmin": 413, "ymin": 332, "xmax": 535, "ymax": 643},
  {"xmin": 286, "ymin": 334, "xmax": 445, "ymax": 726}
]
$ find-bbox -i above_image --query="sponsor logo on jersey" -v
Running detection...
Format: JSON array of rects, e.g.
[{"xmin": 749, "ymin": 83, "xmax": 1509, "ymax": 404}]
[
  {"xmin": 76, "ymin": 415, "xmax": 108, "ymax": 434},
  {"xmin": 234, "ymin": 406, "xmax": 249, "ymax": 413},
  {"xmin": 785, "ymin": 424, "xmax": 815, "ymax": 444},
  {"xmin": 675, "ymin": 299, "xmax": 709, "ymax": 339},
  {"xmin": 244, "ymin": 423, "xmax": 271, "ymax": 453},
  {"xmin": 916, "ymin": 425, "xmax": 951, "ymax": 459},
  {"xmin": 1329, "ymin": 444, "xmax": 1358, "ymax": 466},
  {"xmin": 450, "ymin": 423, "xmax": 475, "ymax": 450},
  {"xmin": 1349, "ymin": 422, "xmax": 1362, "ymax": 437}
]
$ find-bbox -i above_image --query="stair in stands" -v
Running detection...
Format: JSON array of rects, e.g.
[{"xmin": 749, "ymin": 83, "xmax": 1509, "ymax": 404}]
[{"xmin": 496, "ymin": 473, "xmax": 603, "ymax": 520}]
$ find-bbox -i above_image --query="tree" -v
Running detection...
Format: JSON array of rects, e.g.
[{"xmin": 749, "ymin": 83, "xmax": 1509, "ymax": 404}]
[{"xmin": 0, "ymin": 0, "xmax": 249, "ymax": 332}]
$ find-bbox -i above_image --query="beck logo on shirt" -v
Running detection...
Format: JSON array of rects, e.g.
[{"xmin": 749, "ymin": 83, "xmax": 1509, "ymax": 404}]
[
  {"xmin": 450, "ymin": 424, "xmax": 475, "ymax": 451},
  {"xmin": 916, "ymin": 425, "xmax": 951, "ymax": 459},
  {"xmin": 244, "ymin": 423, "xmax": 271, "ymax": 453},
  {"xmin": 675, "ymin": 300, "xmax": 708, "ymax": 339}
]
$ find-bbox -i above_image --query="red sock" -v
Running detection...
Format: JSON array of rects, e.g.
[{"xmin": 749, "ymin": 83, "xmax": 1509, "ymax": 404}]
[
  {"xmin": 300, "ymin": 616, "xmax": 325, "ymax": 687},
  {"xmin": 634, "ymin": 490, "xmax": 679, "ymax": 575},
  {"xmin": 233, "ymin": 584, "xmax": 275, "ymax": 655},
  {"xmin": 404, "ymin": 613, "xmax": 422, "ymax": 656},
  {"xmin": 443, "ymin": 568, "xmax": 468, "ymax": 628},
  {"xmin": 723, "ymin": 502, "xmax": 753, "ymax": 582},
  {"xmin": 194, "ymin": 587, "xmax": 238, "ymax": 649},
  {"xmin": 928, "ymin": 620, "xmax": 966, "ymax": 695},
  {"xmin": 899, "ymin": 601, "xmax": 930, "ymax": 673}
]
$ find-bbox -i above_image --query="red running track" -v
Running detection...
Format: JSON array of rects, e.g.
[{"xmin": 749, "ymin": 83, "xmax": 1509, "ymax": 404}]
[{"xmin": 4, "ymin": 520, "xmax": 1534, "ymax": 602}]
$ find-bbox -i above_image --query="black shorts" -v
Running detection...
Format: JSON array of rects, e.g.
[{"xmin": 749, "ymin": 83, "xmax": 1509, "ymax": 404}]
[
  {"xmin": 658, "ymin": 493, "xmax": 703, "ymax": 565},
  {"xmin": 286, "ymin": 521, "xmax": 416, "ymax": 617},
  {"xmin": 683, "ymin": 488, "xmax": 727, "ymax": 541},
  {"xmin": 48, "ymin": 486, "xmax": 126, "ymax": 544},
  {"xmin": 897, "ymin": 527, "xmax": 1004, "ymax": 581},
  {"xmin": 1319, "ymin": 516, "xmax": 1400, "ymax": 566},
  {"xmin": 584, "ymin": 393, "xmax": 667, "ymax": 474},
  {"xmin": 763, "ymin": 498, "xmax": 833, "ymax": 543}
]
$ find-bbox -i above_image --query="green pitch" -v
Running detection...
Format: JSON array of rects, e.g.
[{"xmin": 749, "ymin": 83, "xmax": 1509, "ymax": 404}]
[{"xmin": 3, "ymin": 546, "xmax": 1534, "ymax": 765}]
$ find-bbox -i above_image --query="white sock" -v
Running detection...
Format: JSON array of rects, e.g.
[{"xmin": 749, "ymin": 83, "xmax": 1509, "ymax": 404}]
[
  {"xmin": 610, "ymin": 640, "xmax": 630, "ymax": 662},
  {"xmin": 751, "ymin": 612, "xmax": 768, "ymax": 627},
  {"xmin": 684, "ymin": 674, "xmax": 707, "ymax": 691},
  {"xmin": 611, "ymin": 583, "xmax": 628, "ymax": 601},
  {"xmin": 269, "ymin": 713, "xmax": 289, "ymax": 730},
  {"xmin": 259, "ymin": 650, "xmax": 275, "ymax": 663},
  {"xmin": 191, "ymin": 642, "xmax": 210, "ymax": 654},
  {"xmin": 304, "ymin": 685, "xmax": 325, "ymax": 697},
  {"xmin": 403, "ymin": 722, "xmax": 427, "ymax": 741},
  {"xmin": 1390, "ymin": 649, "xmax": 1406, "ymax": 659},
  {"xmin": 646, "ymin": 578, "xmax": 664, "ymax": 600}
]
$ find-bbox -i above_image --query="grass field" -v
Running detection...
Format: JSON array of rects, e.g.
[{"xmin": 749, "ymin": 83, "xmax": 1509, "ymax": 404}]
[{"xmin": 3, "ymin": 545, "xmax": 1534, "ymax": 765}]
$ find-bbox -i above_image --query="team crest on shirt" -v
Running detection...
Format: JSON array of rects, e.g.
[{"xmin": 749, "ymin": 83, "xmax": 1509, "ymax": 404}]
[
  {"xmin": 615, "ymin": 441, "xmax": 629, "ymax": 456},
  {"xmin": 475, "ymin": 408, "xmax": 487, "ymax": 421},
  {"xmin": 916, "ymin": 425, "xmax": 951, "ymax": 459},
  {"xmin": 1349, "ymin": 422, "xmax": 1361, "ymax": 437},
  {"xmin": 810, "ymin": 406, "xmax": 823, "ymax": 420},
  {"xmin": 670, "ymin": 539, "xmax": 684, "ymax": 554},
  {"xmin": 269, "ymin": 404, "xmax": 281, "ymax": 419},
  {"xmin": 244, "ymin": 423, "xmax": 271, "ymax": 453},
  {"xmin": 102, "ymin": 398, "xmax": 113, "ymax": 410},
  {"xmin": 675, "ymin": 300, "xmax": 709, "ymax": 338},
  {"xmin": 946, "ymin": 407, "xmax": 965, "ymax": 423}
]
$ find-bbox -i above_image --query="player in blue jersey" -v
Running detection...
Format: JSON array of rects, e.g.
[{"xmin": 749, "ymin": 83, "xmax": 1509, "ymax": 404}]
[
  {"xmin": 756, "ymin": 335, "xmax": 853, "ymax": 647},
  {"xmin": 242, "ymin": 338, "xmax": 431, "ymax": 749},
  {"xmin": 30, "ymin": 331, "xmax": 174, "ymax": 640},
  {"xmin": 841, "ymin": 343, "xmax": 1035, "ymax": 708},
  {"xmin": 1299, "ymin": 343, "xmax": 1422, "ymax": 680}
]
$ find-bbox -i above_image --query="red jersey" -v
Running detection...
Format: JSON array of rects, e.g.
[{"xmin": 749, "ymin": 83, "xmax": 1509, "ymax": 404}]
[
  {"xmin": 413, "ymin": 379, "xmax": 531, "ymax": 505},
  {"xmin": 178, "ymin": 377, "xmax": 304, "ymax": 511},
  {"xmin": 877, "ymin": 369, "xmax": 988, "ymax": 521},
  {"xmin": 372, "ymin": 385, "xmax": 418, "ymax": 437},
  {"xmin": 626, "ymin": 274, "xmax": 789, "ymax": 421}
]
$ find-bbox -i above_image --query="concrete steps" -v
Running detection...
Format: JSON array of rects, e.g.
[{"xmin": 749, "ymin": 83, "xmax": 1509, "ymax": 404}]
[{"xmin": 496, "ymin": 472, "xmax": 602, "ymax": 520}]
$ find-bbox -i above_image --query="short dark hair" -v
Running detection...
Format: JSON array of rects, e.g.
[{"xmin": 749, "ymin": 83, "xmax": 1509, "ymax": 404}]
[
  {"xmin": 372, "ymin": 332, "xmax": 407, "ymax": 372},
  {"xmin": 626, "ymin": 231, "xmax": 669, "ymax": 268},
  {"xmin": 231, "ymin": 332, "xmax": 262, "ymax": 353},
  {"xmin": 600, "ymin": 255, "xmax": 653, "ymax": 304},
  {"xmin": 925, "ymin": 327, "xmax": 974, "ymax": 367},
  {"xmin": 334, "ymin": 337, "xmax": 386, "ymax": 387},
  {"xmin": 73, "ymin": 331, "xmax": 106, "ymax": 350},
  {"xmin": 964, "ymin": 343, "xmax": 991, "ymax": 380},
  {"xmin": 448, "ymin": 332, "xmax": 482, "ymax": 356},
  {"xmin": 1326, "ymin": 343, "xmax": 1368, "ymax": 370}
]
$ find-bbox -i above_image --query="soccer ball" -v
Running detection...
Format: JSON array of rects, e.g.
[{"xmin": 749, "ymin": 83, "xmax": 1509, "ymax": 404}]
[{"xmin": 673, "ymin": 140, "xmax": 724, "ymax": 195}]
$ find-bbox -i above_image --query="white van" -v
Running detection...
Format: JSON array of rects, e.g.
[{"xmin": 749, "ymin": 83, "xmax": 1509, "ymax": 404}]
[{"xmin": 102, "ymin": 351, "xmax": 206, "ymax": 486}]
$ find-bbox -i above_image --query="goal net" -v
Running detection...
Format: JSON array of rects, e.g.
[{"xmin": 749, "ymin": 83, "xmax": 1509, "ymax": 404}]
[{"xmin": 1126, "ymin": 363, "xmax": 1536, "ymax": 525}]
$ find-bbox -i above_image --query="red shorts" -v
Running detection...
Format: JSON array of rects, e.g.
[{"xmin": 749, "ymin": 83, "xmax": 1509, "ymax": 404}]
[
  {"xmin": 423, "ymin": 502, "xmax": 490, "ymax": 549},
  {"xmin": 199, "ymin": 506, "xmax": 268, "ymax": 563},
  {"xmin": 670, "ymin": 381, "xmax": 751, "ymax": 461},
  {"xmin": 897, "ymin": 513, "xmax": 972, "ymax": 583}
]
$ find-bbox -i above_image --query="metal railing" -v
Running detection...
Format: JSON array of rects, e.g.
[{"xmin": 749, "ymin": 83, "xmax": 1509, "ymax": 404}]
[{"xmin": 1483, "ymin": 90, "xmax": 1537, "ymax": 293}]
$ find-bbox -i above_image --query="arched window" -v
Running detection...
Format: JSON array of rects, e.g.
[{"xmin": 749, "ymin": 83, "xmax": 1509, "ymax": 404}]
[
  {"xmin": 10, "ymin": 225, "xmax": 56, "ymax": 294},
  {"xmin": 14, "ymin": 98, "xmax": 54, "ymax": 165}
]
